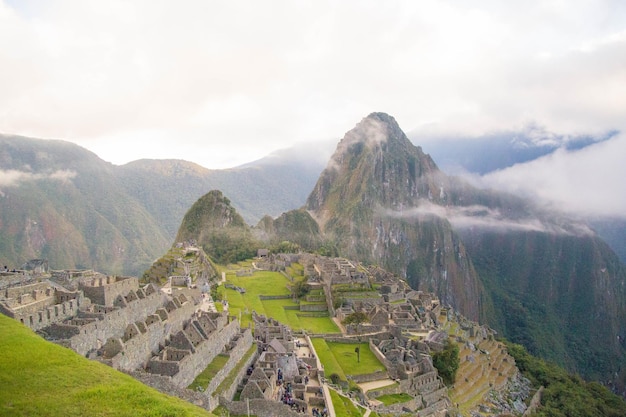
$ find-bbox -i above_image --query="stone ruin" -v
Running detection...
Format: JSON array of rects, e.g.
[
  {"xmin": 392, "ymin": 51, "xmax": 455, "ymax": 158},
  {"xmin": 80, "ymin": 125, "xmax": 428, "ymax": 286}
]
[
  {"xmin": 0, "ymin": 267, "xmax": 255, "ymax": 414},
  {"xmin": 222, "ymin": 313, "xmax": 326, "ymax": 417},
  {"xmin": 0, "ymin": 278, "xmax": 85, "ymax": 331}
]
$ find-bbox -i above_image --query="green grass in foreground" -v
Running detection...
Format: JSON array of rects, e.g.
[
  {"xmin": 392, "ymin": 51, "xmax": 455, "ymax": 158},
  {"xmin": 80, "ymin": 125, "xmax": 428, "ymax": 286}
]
[
  {"xmin": 329, "ymin": 389, "xmax": 364, "ymax": 417},
  {"xmin": 376, "ymin": 393, "xmax": 413, "ymax": 406},
  {"xmin": 312, "ymin": 339, "xmax": 385, "ymax": 380},
  {"xmin": 0, "ymin": 314, "xmax": 214, "ymax": 417}
]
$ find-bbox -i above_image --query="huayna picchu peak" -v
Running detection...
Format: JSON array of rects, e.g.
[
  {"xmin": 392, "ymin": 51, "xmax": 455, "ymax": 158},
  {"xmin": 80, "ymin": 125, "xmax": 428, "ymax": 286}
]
[{"xmin": 305, "ymin": 112, "xmax": 483, "ymax": 321}]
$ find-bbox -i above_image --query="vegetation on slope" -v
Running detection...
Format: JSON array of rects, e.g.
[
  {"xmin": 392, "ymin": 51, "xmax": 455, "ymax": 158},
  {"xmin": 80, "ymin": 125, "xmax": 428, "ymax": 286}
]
[
  {"xmin": 0, "ymin": 314, "xmax": 214, "ymax": 417},
  {"xmin": 465, "ymin": 230, "xmax": 626, "ymax": 386},
  {"xmin": 506, "ymin": 342, "xmax": 626, "ymax": 417},
  {"xmin": 176, "ymin": 190, "xmax": 259, "ymax": 264},
  {"xmin": 431, "ymin": 339, "xmax": 460, "ymax": 386}
]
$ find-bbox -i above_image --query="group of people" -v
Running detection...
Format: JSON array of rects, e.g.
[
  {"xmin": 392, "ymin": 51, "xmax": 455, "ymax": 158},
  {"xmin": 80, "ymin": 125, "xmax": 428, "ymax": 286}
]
[{"xmin": 311, "ymin": 407, "xmax": 328, "ymax": 417}]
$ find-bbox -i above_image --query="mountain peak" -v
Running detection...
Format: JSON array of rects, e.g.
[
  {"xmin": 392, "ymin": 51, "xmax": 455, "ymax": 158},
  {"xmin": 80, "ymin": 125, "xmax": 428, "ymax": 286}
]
[
  {"xmin": 337, "ymin": 112, "xmax": 409, "ymax": 152},
  {"xmin": 306, "ymin": 112, "xmax": 440, "ymax": 214}
]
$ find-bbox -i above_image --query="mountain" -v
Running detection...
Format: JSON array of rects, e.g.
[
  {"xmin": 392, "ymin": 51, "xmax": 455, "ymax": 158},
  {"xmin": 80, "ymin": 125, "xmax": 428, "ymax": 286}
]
[
  {"xmin": 0, "ymin": 135, "xmax": 170, "ymax": 276},
  {"xmin": 304, "ymin": 113, "xmax": 484, "ymax": 320},
  {"xmin": 175, "ymin": 190, "xmax": 258, "ymax": 264},
  {"xmin": 411, "ymin": 129, "xmax": 626, "ymax": 264},
  {"xmin": 116, "ymin": 142, "xmax": 327, "ymax": 234},
  {"xmin": 256, "ymin": 112, "xmax": 626, "ymax": 389},
  {"xmin": 0, "ymin": 136, "xmax": 323, "ymax": 275},
  {"xmin": 4, "ymin": 116, "xmax": 626, "ymax": 389}
]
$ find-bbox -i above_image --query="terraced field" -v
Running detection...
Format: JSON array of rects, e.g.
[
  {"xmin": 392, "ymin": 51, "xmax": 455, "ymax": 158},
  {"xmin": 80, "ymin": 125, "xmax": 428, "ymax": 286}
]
[
  {"xmin": 217, "ymin": 268, "xmax": 339, "ymax": 333},
  {"xmin": 449, "ymin": 337, "xmax": 518, "ymax": 415},
  {"xmin": 311, "ymin": 339, "xmax": 386, "ymax": 380}
]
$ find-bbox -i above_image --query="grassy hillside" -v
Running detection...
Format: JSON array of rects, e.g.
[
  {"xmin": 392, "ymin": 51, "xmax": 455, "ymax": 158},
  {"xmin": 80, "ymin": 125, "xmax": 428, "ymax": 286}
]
[{"xmin": 0, "ymin": 314, "xmax": 214, "ymax": 417}]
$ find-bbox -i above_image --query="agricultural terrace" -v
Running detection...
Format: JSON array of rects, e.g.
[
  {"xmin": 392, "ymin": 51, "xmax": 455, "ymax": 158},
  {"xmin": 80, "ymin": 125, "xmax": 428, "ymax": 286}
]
[
  {"xmin": 328, "ymin": 389, "xmax": 375, "ymax": 417},
  {"xmin": 311, "ymin": 339, "xmax": 385, "ymax": 381},
  {"xmin": 216, "ymin": 265, "xmax": 339, "ymax": 333}
]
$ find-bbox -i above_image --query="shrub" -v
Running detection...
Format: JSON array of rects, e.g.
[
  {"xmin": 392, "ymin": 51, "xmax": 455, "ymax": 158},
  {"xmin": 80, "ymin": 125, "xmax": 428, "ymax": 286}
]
[{"xmin": 432, "ymin": 339, "xmax": 460, "ymax": 386}]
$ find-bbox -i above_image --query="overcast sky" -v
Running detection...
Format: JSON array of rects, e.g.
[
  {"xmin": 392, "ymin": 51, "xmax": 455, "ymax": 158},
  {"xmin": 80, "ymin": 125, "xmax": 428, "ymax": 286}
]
[{"xmin": 1, "ymin": 0, "xmax": 626, "ymax": 215}]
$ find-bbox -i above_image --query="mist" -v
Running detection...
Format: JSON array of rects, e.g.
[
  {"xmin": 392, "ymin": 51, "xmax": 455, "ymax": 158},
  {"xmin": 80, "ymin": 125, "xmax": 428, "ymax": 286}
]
[{"xmin": 0, "ymin": 169, "xmax": 77, "ymax": 188}]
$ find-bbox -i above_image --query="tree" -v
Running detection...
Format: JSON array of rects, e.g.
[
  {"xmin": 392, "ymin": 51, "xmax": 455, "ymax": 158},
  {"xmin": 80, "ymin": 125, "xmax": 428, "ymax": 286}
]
[
  {"xmin": 292, "ymin": 277, "xmax": 310, "ymax": 298},
  {"xmin": 432, "ymin": 339, "xmax": 460, "ymax": 386},
  {"xmin": 342, "ymin": 311, "xmax": 369, "ymax": 340}
]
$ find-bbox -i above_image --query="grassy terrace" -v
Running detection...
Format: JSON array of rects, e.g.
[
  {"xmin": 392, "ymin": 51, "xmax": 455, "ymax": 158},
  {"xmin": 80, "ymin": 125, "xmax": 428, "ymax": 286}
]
[
  {"xmin": 329, "ymin": 389, "xmax": 367, "ymax": 417},
  {"xmin": 217, "ymin": 267, "xmax": 339, "ymax": 333},
  {"xmin": 0, "ymin": 314, "xmax": 214, "ymax": 417},
  {"xmin": 188, "ymin": 354, "xmax": 230, "ymax": 391},
  {"xmin": 311, "ymin": 339, "xmax": 385, "ymax": 381},
  {"xmin": 214, "ymin": 344, "xmax": 257, "ymax": 396},
  {"xmin": 376, "ymin": 393, "xmax": 413, "ymax": 406}
]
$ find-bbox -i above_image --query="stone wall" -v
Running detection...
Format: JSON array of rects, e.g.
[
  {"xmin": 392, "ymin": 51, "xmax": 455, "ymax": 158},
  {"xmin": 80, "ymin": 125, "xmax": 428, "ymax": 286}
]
[
  {"xmin": 345, "ymin": 324, "xmax": 386, "ymax": 335},
  {"xmin": 258, "ymin": 295, "xmax": 291, "ymax": 300},
  {"xmin": 49, "ymin": 289, "xmax": 167, "ymax": 356},
  {"xmin": 300, "ymin": 303, "xmax": 328, "ymax": 312},
  {"xmin": 0, "ymin": 282, "xmax": 86, "ymax": 332},
  {"xmin": 366, "ymin": 383, "xmax": 402, "ymax": 399},
  {"xmin": 417, "ymin": 398, "xmax": 450, "ymax": 416},
  {"xmin": 422, "ymin": 387, "xmax": 447, "ymax": 406},
  {"xmin": 127, "ymin": 370, "xmax": 215, "ymax": 411},
  {"xmin": 369, "ymin": 340, "xmax": 394, "ymax": 371},
  {"xmin": 106, "ymin": 300, "xmax": 197, "ymax": 371},
  {"xmin": 217, "ymin": 342, "xmax": 258, "ymax": 401},
  {"xmin": 205, "ymin": 329, "xmax": 253, "ymax": 395},
  {"xmin": 349, "ymin": 370, "xmax": 389, "ymax": 384},
  {"xmin": 79, "ymin": 276, "xmax": 139, "ymax": 306},
  {"xmin": 3, "ymin": 281, "xmax": 50, "ymax": 299},
  {"xmin": 16, "ymin": 296, "xmax": 83, "ymax": 331},
  {"xmin": 322, "ymin": 283, "xmax": 335, "ymax": 317},
  {"xmin": 170, "ymin": 319, "xmax": 241, "ymax": 388},
  {"xmin": 375, "ymin": 398, "xmax": 420, "ymax": 414},
  {"xmin": 221, "ymin": 399, "xmax": 302, "ymax": 417}
]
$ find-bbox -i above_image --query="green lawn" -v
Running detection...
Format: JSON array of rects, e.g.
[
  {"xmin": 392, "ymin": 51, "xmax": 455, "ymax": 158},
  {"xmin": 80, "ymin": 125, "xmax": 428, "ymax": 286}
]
[
  {"xmin": 329, "ymin": 389, "xmax": 365, "ymax": 417},
  {"xmin": 0, "ymin": 314, "xmax": 214, "ymax": 417},
  {"xmin": 218, "ymin": 269, "xmax": 339, "ymax": 333},
  {"xmin": 312, "ymin": 339, "xmax": 385, "ymax": 380}
]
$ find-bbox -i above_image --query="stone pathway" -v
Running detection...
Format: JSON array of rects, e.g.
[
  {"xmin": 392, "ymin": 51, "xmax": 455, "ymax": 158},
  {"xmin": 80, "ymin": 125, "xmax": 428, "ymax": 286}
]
[
  {"xmin": 296, "ymin": 336, "xmax": 336, "ymax": 417},
  {"xmin": 197, "ymin": 294, "xmax": 217, "ymax": 313}
]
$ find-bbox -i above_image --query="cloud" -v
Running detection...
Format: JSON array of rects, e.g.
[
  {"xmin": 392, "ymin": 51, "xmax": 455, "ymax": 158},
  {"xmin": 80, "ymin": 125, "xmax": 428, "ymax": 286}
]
[
  {"xmin": 0, "ymin": 1, "xmax": 625, "ymax": 169},
  {"xmin": 0, "ymin": 169, "xmax": 76, "ymax": 187},
  {"xmin": 477, "ymin": 133, "xmax": 626, "ymax": 219},
  {"xmin": 382, "ymin": 200, "xmax": 594, "ymax": 235}
]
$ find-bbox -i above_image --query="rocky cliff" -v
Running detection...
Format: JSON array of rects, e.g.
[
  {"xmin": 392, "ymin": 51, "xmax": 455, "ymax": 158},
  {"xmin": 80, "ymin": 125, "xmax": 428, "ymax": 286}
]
[{"xmin": 305, "ymin": 113, "xmax": 484, "ymax": 320}]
